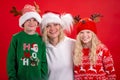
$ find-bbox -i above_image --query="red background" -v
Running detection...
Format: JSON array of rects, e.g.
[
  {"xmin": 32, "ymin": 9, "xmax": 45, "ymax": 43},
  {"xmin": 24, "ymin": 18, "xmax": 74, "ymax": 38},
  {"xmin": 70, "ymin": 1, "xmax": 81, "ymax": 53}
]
[{"xmin": 1, "ymin": 0, "xmax": 120, "ymax": 79}]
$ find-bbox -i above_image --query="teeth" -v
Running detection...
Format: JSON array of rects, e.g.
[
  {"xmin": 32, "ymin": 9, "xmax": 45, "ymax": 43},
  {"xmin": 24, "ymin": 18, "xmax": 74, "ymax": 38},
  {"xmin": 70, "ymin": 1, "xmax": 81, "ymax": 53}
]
[
  {"xmin": 82, "ymin": 39, "xmax": 88, "ymax": 42},
  {"xmin": 50, "ymin": 31, "xmax": 56, "ymax": 34},
  {"xmin": 83, "ymin": 38, "xmax": 88, "ymax": 40},
  {"xmin": 51, "ymin": 31, "xmax": 55, "ymax": 33}
]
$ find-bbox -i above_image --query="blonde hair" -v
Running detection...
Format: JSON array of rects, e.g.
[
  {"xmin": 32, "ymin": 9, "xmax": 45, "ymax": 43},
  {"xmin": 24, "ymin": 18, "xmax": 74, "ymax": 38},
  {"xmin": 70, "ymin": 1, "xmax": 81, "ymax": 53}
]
[
  {"xmin": 42, "ymin": 25, "xmax": 65, "ymax": 44},
  {"xmin": 73, "ymin": 32, "xmax": 101, "ymax": 66}
]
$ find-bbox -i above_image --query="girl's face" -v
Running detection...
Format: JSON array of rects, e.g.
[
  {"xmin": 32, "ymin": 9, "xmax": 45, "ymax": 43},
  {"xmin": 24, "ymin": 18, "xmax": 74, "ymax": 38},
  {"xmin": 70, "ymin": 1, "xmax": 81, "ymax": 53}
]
[
  {"xmin": 46, "ymin": 23, "xmax": 61, "ymax": 40},
  {"xmin": 23, "ymin": 18, "xmax": 38, "ymax": 34},
  {"xmin": 79, "ymin": 30, "xmax": 93, "ymax": 44}
]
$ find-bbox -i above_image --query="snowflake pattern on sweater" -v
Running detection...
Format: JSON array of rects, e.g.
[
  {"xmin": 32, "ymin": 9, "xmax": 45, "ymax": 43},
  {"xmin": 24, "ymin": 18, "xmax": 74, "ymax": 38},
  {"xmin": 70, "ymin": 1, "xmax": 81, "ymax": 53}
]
[{"xmin": 74, "ymin": 44, "xmax": 116, "ymax": 80}]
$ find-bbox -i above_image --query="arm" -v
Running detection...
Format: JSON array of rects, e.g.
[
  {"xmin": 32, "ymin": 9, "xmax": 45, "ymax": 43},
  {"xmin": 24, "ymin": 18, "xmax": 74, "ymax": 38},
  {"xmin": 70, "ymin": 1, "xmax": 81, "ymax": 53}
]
[
  {"xmin": 102, "ymin": 47, "xmax": 116, "ymax": 79},
  {"xmin": 41, "ymin": 42, "xmax": 48, "ymax": 80},
  {"xmin": 7, "ymin": 36, "xmax": 17, "ymax": 80}
]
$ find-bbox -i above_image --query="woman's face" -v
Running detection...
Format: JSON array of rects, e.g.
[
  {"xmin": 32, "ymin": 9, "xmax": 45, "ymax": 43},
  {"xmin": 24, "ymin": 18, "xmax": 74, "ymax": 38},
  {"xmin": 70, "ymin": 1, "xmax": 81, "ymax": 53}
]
[
  {"xmin": 79, "ymin": 30, "xmax": 93, "ymax": 44},
  {"xmin": 46, "ymin": 23, "xmax": 61, "ymax": 39}
]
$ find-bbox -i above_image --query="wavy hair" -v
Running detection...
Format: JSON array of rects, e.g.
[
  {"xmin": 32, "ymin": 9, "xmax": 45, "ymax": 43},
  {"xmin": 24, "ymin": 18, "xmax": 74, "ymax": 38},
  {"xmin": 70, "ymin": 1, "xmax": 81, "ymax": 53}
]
[{"xmin": 73, "ymin": 31, "xmax": 101, "ymax": 66}]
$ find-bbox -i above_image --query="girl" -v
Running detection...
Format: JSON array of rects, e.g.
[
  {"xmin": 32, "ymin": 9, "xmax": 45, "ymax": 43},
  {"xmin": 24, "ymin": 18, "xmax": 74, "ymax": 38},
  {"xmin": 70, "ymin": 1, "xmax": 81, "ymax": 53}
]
[{"xmin": 73, "ymin": 18, "xmax": 116, "ymax": 80}]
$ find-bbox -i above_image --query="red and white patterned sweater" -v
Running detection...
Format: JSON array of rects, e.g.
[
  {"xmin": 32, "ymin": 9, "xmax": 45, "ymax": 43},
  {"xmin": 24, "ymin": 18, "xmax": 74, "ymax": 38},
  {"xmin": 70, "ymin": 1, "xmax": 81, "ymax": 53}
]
[{"xmin": 74, "ymin": 44, "xmax": 116, "ymax": 80}]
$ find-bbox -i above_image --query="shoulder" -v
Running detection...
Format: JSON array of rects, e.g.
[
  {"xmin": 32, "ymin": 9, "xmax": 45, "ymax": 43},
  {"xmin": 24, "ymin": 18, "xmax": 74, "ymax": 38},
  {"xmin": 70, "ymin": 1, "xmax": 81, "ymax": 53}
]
[
  {"xmin": 11, "ymin": 31, "xmax": 23, "ymax": 40},
  {"xmin": 12, "ymin": 31, "xmax": 24, "ymax": 38},
  {"xmin": 65, "ymin": 36, "xmax": 76, "ymax": 43},
  {"xmin": 36, "ymin": 35, "xmax": 45, "ymax": 44},
  {"xmin": 37, "ymin": 35, "xmax": 42, "ymax": 40},
  {"xmin": 63, "ymin": 37, "xmax": 75, "ymax": 48},
  {"xmin": 97, "ymin": 43, "xmax": 111, "ymax": 57},
  {"xmin": 97, "ymin": 43, "xmax": 108, "ymax": 51}
]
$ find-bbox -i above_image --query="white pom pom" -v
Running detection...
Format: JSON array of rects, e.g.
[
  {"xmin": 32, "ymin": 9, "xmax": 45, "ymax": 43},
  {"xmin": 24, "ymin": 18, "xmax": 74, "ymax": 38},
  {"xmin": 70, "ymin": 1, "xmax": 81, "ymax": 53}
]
[{"xmin": 61, "ymin": 13, "xmax": 74, "ymax": 32}]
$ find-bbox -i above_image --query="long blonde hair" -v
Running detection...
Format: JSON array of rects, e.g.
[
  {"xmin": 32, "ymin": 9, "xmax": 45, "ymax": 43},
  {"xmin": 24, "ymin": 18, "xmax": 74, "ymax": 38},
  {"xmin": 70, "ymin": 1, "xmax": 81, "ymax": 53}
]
[
  {"xmin": 73, "ymin": 32, "xmax": 101, "ymax": 66},
  {"xmin": 42, "ymin": 25, "xmax": 65, "ymax": 44}
]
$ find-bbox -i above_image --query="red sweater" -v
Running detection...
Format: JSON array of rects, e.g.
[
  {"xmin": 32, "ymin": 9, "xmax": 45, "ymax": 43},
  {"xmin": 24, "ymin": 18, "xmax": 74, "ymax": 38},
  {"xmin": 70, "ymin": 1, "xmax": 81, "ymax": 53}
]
[{"xmin": 74, "ymin": 44, "xmax": 116, "ymax": 80}]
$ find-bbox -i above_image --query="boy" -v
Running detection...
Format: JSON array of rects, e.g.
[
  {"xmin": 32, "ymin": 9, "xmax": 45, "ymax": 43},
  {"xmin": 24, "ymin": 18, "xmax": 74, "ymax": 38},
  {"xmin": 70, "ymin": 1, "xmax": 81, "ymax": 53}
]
[{"xmin": 7, "ymin": 4, "xmax": 48, "ymax": 80}]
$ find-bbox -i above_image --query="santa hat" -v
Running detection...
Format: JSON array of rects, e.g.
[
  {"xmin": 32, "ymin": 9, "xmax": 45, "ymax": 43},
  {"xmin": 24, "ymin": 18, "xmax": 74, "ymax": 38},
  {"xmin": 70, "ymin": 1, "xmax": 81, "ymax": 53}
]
[
  {"xmin": 31, "ymin": 43, "xmax": 38, "ymax": 48},
  {"xmin": 76, "ymin": 18, "xmax": 97, "ymax": 34},
  {"xmin": 19, "ymin": 4, "xmax": 41, "ymax": 28},
  {"xmin": 41, "ymin": 12, "xmax": 74, "ymax": 32}
]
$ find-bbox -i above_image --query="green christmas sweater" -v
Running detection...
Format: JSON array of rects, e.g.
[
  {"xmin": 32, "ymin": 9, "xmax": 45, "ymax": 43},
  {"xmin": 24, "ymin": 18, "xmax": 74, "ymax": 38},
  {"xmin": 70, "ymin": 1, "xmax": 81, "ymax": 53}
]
[{"xmin": 7, "ymin": 31, "xmax": 48, "ymax": 80}]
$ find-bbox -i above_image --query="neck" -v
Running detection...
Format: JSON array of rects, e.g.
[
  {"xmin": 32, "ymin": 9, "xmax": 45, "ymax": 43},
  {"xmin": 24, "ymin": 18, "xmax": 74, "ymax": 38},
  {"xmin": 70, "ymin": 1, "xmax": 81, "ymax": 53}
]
[
  {"xmin": 49, "ymin": 37, "xmax": 59, "ymax": 46},
  {"xmin": 24, "ymin": 30, "xmax": 36, "ymax": 35},
  {"xmin": 83, "ymin": 42, "xmax": 92, "ymax": 48}
]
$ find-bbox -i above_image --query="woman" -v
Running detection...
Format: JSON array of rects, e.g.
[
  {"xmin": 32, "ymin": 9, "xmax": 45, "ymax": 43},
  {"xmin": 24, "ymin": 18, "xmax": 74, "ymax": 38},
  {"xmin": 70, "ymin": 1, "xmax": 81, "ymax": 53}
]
[
  {"xmin": 41, "ymin": 12, "xmax": 75, "ymax": 80},
  {"xmin": 73, "ymin": 18, "xmax": 116, "ymax": 80}
]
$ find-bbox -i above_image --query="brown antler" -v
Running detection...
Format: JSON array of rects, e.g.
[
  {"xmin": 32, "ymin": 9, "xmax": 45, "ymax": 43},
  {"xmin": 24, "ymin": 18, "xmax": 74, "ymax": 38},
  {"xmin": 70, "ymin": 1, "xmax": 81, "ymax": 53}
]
[
  {"xmin": 34, "ymin": 1, "xmax": 41, "ymax": 13},
  {"xmin": 90, "ymin": 13, "xmax": 103, "ymax": 23},
  {"xmin": 74, "ymin": 15, "xmax": 81, "ymax": 24},
  {"xmin": 10, "ymin": 6, "xmax": 22, "ymax": 16}
]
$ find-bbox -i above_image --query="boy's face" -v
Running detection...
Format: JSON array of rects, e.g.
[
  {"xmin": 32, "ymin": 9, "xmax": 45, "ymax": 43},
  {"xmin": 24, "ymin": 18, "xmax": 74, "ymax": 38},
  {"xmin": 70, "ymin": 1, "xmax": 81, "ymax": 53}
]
[{"xmin": 23, "ymin": 18, "xmax": 39, "ymax": 33}]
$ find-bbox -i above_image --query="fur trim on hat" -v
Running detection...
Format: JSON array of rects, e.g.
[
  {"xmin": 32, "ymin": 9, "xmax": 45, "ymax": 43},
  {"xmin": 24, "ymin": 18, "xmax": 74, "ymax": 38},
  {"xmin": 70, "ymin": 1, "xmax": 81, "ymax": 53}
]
[
  {"xmin": 41, "ymin": 12, "xmax": 62, "ymax": 29},
  {"xmin": 41, "ymin": 12, "xmax": 74, "ymax": 33},
  {"xmin": 61, "ymin": 13, "xmax": 74, "ymax": 32},
  {"xmin": 19, "ymin": 12, "xmax": 41, "ymax": 28}
]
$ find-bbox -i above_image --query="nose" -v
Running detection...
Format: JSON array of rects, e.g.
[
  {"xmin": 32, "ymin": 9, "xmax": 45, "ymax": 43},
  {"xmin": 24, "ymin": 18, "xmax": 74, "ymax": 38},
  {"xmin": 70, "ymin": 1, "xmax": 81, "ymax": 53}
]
[{"xmin": 49, "ymin": 25, "xmax": 55, "ymax": 30}]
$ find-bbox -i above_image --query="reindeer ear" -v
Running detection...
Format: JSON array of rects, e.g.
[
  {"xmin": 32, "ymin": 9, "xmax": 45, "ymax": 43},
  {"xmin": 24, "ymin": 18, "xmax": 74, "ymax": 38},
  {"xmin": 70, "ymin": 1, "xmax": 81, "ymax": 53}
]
[
  {"xmin": 34, "ymin": 1, "xmax": 41, "ymax": 13},
  {"xmin": 10, "ymin": 6, "xmax": 22, "ymax": 16},
  {"xmin": 90, "ymin": 13, "xmax": 103, "ymax": 23}
]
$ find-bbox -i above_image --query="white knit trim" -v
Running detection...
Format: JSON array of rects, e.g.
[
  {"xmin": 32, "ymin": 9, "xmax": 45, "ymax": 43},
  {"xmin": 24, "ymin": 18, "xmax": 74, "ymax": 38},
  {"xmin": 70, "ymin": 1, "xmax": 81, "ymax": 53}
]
[
  {"xmin": 41, "ymin": 12, "xmax": 62, "ymax": 29},
  {"xmin": 19, "ymin": 12, "xmax": 41, "ymax": 28}
]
